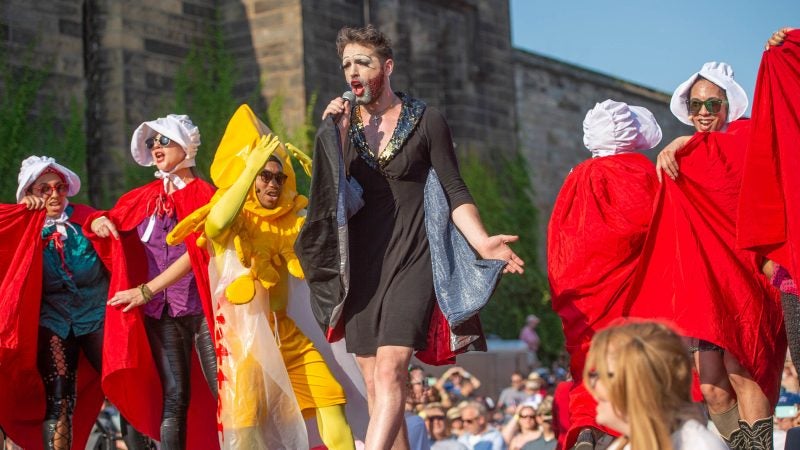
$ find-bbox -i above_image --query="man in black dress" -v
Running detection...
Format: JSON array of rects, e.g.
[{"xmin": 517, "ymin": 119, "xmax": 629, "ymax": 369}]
[{"xmin": 321, "ymin": 25, "xmax": 524, "ymax": 450}]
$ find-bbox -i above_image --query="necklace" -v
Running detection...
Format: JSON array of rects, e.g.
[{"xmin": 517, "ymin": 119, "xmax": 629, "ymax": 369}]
[{"xmin": 366, "ymin": 97, "xmax": 397, "ymax": 127}]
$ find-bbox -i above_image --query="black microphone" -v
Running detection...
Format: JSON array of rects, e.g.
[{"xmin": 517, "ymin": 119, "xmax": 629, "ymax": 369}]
[{"xmin": 332, "ymin": 91, "xmax": 356, "ymax": 122}]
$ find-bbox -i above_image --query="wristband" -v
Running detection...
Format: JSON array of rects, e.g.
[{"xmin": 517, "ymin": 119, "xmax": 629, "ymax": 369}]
[{"xmin": 138, "ymin": 284, "xmax": 154, "ymax": 303}]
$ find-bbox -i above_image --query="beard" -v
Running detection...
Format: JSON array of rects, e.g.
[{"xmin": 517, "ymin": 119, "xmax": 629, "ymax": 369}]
[{"xmin": 355, "ymin": 69, "xmax": 386, "ymax": 105}]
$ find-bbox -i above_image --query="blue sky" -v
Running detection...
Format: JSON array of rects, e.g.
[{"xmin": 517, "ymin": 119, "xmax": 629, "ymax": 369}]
[{"xmin": 510, "ymin": 0, "xmax": 798, "ymax": 112}]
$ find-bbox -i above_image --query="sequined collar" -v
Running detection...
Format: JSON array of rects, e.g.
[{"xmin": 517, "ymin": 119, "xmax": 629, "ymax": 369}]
[{"xmin": 349, "ymin": 92, "xmax": 426, "ymax": 177}]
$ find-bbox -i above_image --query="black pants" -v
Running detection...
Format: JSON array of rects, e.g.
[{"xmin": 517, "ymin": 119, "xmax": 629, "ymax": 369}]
[{"xmin": 144, "ymin": 313, "xmax": 217, "ymax": 448}]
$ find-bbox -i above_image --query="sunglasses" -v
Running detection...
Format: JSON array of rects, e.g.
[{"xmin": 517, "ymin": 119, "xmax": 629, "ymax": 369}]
[
  {"xmin": 687, "ymin": 98, "xmax": 727, "ymax": 115},
  {"xmin": 426, "ymin": 415, "xmax": 446, "ymax": 422},
  {"xmin": 519, "ymin": 414, "xmax": 536, "ymax": 420},
  {"xmin": 587, "ymin": 370, "xmax": 615, "ymax": 389},
  {"xmin": 462, "ymin": 418, "xmax": 479, "ymax": 425},
  {"xmin": 32, "ymin": 183, "xmax": 69, "ymax": 198},
  {"xmin": 259, "ymin": 170, "xmax": 288, "ymax": 186},
  {"xmin": 145, "ymin": 135, "xmax": 173, "ymax": 150}
]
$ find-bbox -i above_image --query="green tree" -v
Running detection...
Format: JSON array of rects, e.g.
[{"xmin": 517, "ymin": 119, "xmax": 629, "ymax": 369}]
[
  {"xmin": 0, "ymin": 48, "xmax": 87, "ymax": 204},
  {"xmin": 460, "ymin": 152, "xmax": 563, "ymax": 364}
]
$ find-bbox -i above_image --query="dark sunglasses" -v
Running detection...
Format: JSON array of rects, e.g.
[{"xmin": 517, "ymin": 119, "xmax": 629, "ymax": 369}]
[
  {"xmin": 145, "ymin": 135, "xmax": 173, "ymax": 150},
  {"xmin": 587, "ymin": 369, "xmax": 614, "ymax": 388},
  {"xmin": 259, "ymin": 170, "xmax": 288, "ymax": 186},
  {"xmin": 519, "ymin": 414, "xmax": 536, "ymax": 420},
  {"xmin": 687, "ymin": 98, "xmax": 727, "ymax": 115},
  {"xmin": 426, "ymin": 415, "xmax": 446, "ymax": 422},
  {"xmin": 32, "ymin": 183, "xmax": 69, "ymax": 198}
]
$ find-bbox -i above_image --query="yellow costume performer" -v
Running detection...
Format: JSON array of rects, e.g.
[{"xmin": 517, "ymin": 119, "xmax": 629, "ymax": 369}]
[{"xmin": 169, "ymin": 105, "xmax": 353, "ymax": 449}]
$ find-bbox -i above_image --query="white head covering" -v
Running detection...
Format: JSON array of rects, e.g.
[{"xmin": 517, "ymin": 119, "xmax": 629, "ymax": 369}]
[
  {"xmin": 669, "ymin": 61, "xmax": 748, "ymax": 126},
  {"xmin": 130, "ymin": 114, "xmax": 201, "ymax": 169},
  {"xmin": 582, "ymin": 100, "xmax": 663, "ymax": 158},
  {"xmin": 16, "ymin": 155, "xmax": 81, "ymax": 202}
]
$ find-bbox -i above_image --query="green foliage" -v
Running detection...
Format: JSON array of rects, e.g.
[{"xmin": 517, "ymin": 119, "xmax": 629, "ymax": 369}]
[
  {"xmin": 0, "ymin": 47, "xmax": 87, "ymax": 204},
  {"xmin": 171, "ymin": 20, "xmax": 243, "ymax": 181},
  {"xmin": 265, "ymin": 91, "xmax": 318, "ymax": 195},
  {"xmin": 170, "ymin": 19, "xmax": 317, "ymax": 196},
  {"xmin": 460, "ymin": 152, "xmax": 563, "ymax": 364}
]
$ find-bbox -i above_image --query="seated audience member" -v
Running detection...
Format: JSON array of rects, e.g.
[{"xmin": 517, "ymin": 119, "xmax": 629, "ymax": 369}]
[
  {"xmin": 457, "ymin": 401, "xmax": 506, "ymax": 450},
  {"xmin": 520, "ymin": 398, "xmax": 556, "ymax": 450},
  {"xmin": 501, "ymin": 404, "xmax": 541, "ymax": 450},
  {"xmin": 422, "ymin": 403, "xmax": 469, "ymax": 450},
  {"xmin": 584, "ymin": 321, "xmax": 727, "ymax": 450}
]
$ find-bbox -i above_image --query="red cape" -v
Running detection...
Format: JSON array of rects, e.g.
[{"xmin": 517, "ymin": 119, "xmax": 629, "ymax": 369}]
[
  {"xmin": 625, "ymin": 121, "xmax": 786, "ymax": 404},
  {"xmin": 548, "ymin": 153, "xmax": 657, "ymax": 446},
  {"xmin": 0, "ymin": 204, "xmax": 104, "ymax": 450},
  {"xmin": 737, "ymin": 30, "xmax": 800, "ymax": 278},
  {"xmin": 83, "ymin": 179, "xmax": 219, "ymax": 446}
]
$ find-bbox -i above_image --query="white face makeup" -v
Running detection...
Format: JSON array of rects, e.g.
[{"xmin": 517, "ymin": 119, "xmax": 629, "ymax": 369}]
[{"xmin": 341, "ymin": 44, "xmax": 388, "ymax": 105}]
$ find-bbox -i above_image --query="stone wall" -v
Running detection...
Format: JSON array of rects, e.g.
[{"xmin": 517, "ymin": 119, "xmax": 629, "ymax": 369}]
[
  {"xmin": 300, "ymin": 0, "xmax": 518, "ymax": 157},
  {"xmin": 1, "ymin": 0, "xmax": 688, "ymax": 258},
  {"xmin": 514, "ymin": 50, "xmax": 691, "ymax": 267}
]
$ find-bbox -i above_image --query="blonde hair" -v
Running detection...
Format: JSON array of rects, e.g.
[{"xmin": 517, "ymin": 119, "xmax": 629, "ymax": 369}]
[{"xmin": 583, "ymin": 321, "xmax": 700, "ymax": 450}]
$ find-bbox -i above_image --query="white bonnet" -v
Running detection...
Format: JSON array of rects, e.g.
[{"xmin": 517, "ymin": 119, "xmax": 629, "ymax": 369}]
[
  {"xmin": 582, "ymin": 100, "xmax": 663, "ymax": 157},
  {"xmin": 670, "ymin": 62, "xmax": 748, "ymax": 126},
  {"xmin": 130, "ymin": 114, "xmax": 201, "ymax": 167},
  {"xmin": 16, "ymin": 155, "xmax": 81, "ymax": 202}
]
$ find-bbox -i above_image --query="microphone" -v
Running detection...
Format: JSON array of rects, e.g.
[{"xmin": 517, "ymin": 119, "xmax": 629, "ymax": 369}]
[{"xmin": 332, "ymin": 91, "xmax": 356, "ymax": 122}]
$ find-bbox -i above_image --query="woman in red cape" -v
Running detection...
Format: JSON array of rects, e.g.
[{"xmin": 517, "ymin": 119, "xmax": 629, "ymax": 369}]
[
  {"xmin": 0, "ymin": 156, "xmax": 147, "ymax": 449},
  {"xmin": 632, "ymin": 60, "xmax": 786, "ymax": 448},
  {"xmin": 84, "ymin": 114, "xmax": 218, "ymax": 449},
  {"xmin": 548, "ymin": 100, "xmax": 662, "ymax": 449}
]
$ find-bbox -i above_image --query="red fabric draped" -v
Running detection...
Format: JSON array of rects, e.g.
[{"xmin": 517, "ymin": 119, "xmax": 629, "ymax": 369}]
[
  {"xmin": 548, "ymin": 152, "xmax": 658, "ymax": 447},
  {"xmin": 737, "ymin": 30, "xmax": 800, "ymax": 278},
  {"xmin": 625, "ymin": 121, "xmax": 786, "ymax": 404},
  {"xmin": 0, "ymin": 204, "xmax": 104, "ymax": 450},
  {"xmin": 84, "ymin": 179, "xmax": 219, "ymax": 446}
]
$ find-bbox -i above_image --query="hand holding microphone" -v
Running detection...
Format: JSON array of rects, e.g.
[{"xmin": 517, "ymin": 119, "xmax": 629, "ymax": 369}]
[{"xmin": 322, "ymin": 91, "xmax": 356, "ymax": 121}]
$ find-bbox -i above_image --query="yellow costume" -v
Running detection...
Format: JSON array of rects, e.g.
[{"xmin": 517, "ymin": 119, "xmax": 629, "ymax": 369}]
[{"xmin": 169, "ymin": 105, "xmax": 352, "ymax": 449}]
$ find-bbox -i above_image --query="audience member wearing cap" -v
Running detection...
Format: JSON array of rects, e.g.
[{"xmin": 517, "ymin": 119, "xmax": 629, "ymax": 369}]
[
  {"xmin": 584, "ymin": 321, "xmax": 728, "ymax": 450},
  {"xmin": 627, "ymin": 56, "xmax": 787, "ymax": 449},
  {"xmin": 0, "ymin": 157, "xmax": 150, "ymax": 450},
  {"xmin": 82, "ymin": 114, "xmax": 219, "ymax": 449},
  {"xmin": 421, "ymin": 403, "xmax": 468, "ymax": 449},
  {"xmin": 547, "ymin": 99, "xmax": 661, "ymax": 450}
]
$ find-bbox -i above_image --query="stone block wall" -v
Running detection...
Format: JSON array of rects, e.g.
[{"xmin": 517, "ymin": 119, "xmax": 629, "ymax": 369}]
[
  {"xmin": 514, "ymin": 50, "xmax": 691, "ymax": 267},
  {"xmin": 300, "ymin": 0, "xmax": 518, "ymax": 157}
]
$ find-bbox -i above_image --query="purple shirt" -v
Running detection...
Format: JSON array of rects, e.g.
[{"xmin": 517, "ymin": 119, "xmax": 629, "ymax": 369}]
[{"xmin": 137, "ymin": 213, "xmax": 203, "ymax": 318}]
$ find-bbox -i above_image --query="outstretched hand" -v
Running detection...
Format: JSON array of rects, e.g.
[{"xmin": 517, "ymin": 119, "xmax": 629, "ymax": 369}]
[
  {"xmin": 477, "ymin": 235, "xmax": 525, "ymax": 274},
  {"xmin": 108, "ymin": 287, "xmax": 148, "ymax": 312}
]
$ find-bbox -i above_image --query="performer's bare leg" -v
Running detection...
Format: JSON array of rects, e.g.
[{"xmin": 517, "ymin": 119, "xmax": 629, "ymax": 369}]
[
  {"xmin": 357, "ymin": 346, "xmax": 413, "ymax": 450},
  {"xmin": 724, "ymin": 351, "xmax": 770, "ymax": 423},
  {"xmin": 695, "ymin": 350, "xmax": 736, "ymax": 413}
]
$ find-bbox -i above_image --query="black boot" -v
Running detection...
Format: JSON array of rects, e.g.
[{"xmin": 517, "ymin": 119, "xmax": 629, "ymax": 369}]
[
  {"xmin": 160, "ymin": 417, "xmax": 186, "ymax": 450},
  {"xmin": 726, "ymin": 417, "xmax": 774, "ymax": 450}
]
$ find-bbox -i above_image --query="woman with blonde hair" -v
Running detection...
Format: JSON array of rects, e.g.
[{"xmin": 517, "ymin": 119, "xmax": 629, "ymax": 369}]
[{"xmin": 583, "ymin": 321, "xmax": 727, "ymax": 450}]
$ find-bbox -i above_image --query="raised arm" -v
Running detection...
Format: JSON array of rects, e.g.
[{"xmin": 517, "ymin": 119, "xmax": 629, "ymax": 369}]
[{"xmin": 205, "ymin": 134, "xmax": 280, "ymax": 239}]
